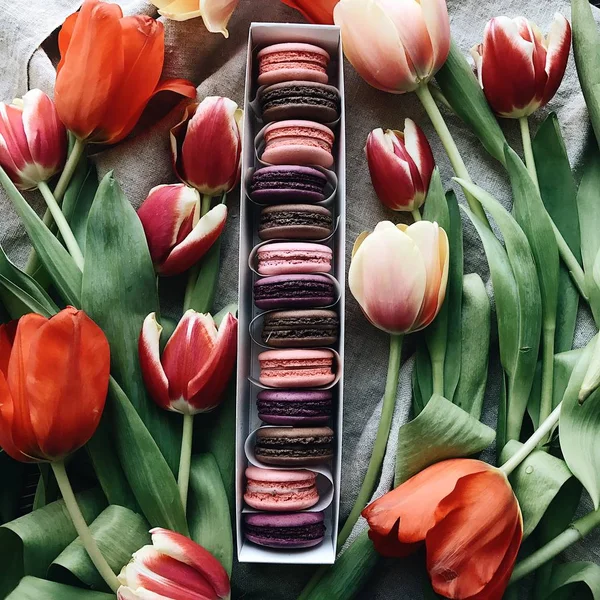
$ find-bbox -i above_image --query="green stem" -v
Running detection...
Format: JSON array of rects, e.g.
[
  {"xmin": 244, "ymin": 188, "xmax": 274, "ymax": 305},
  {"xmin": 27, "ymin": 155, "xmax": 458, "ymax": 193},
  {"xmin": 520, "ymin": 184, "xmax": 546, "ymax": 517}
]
[
  {"xmin": 51, "ymin": 461, "xmax": 119, "ymax": 592},
  {"xmin": 336, "ymin": 334, "xmax": 403, "ymax": 549},
  {"xmin": 539, "ymin": 325, "xmax": 556, "ymax": 426},
  {"xmin": 411, "ymin": 208, "xmax": 422, "ymax": 222},
  {"xmin": 178, "ymin": 413, "xmax": 194, "ymax": 514},
  {"xmin": 415, "ymin": 83, "xmax": 488, "ymax": 226},
  {"xmin": 431, "ymin": 359, "xmax": 444, "ymax": 396},
  {"xmin": 37, "ymin": 181, "xmax": 84, "ymax": 271},
  {"xmin": 519, "ymin": 117, "xmax": 539, "ymax": 192}
]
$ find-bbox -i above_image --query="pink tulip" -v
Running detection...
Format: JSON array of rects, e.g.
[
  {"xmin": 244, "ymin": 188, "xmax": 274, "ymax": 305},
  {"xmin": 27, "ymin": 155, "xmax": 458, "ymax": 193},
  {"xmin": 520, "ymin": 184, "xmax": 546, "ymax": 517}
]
[
  {"xmin": 117, "ymin": 527, "xmax": 230, "ymax": 600},
  {"xmin": 137, "ymin": 184, "xmax": 227, "ymax": 277},
  {"xmin": 333, "ymin": 0, "xmax": 450, "ymax": 93},
  {"xmin": 471, "ymin": 14, "xmax": 571, "ymax": 118},
  {"xmin": 366, "ymin": 119, "xmax": 435, "ymax": 212},
  {"xmin": 139, "ymin": 310, "xmax": 237, "ymax": 415},
  {"xmin": 349, "ymin": 221, "xmax": 449, "ymax": 334},
  {"xmin": 171, "ymin": 96, "xmax": 243, "ymax": 196},
  {"xmin": 0, "ymin": 89, "xmax": 67, "ymax": 190}
]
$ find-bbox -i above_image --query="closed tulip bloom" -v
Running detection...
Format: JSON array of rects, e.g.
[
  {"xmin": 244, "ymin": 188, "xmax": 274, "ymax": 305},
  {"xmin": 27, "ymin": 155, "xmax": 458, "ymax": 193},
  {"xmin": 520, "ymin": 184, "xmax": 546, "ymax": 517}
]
[
  {"xmin": 150, "ymin": 0, "xmax": 239, "ymax": 36},
  {"xmin": 471, "ymin": 14, "xmax": 571, "ymax": 118},
  {"xmin": 139, "ymin": 310, "xmax": 237, "ymax": 415},
  {"xmin": 366, "ymin": 120, "xmax": 435, "ymax": 212},
  {"xmin": 0, "ymin": 308, "xmax": 110, "ymax": 463},
  {"xmin": 55, "ymin": 0, "xmax": 196, "ymax": 144},
  {"xmin": 0, "ymin": 89, "xmax": 67, "ymax": 191},
  {"xmin": 333, "ymin": 0, "xmax": 450, "ymax": 93},
  {"xmin": 138, "ymin": 184, "xmax": 227, "ymax": 276},
  {"xmin": 363, "ymin": 459, "xmax": 523, "ymax": 600},
  {"xmin": 171, "ymin": 97, "xmax": 243, "ymax": 196},
  {"xmin": 117, "ymin": 527, "xmax": 230, "ymax": 600},
  {"xmin": 349, "ymin": 221, "xmax": 448, "ymax": 334},
  {"xmin": 280, "ymin": 0, "xmax": 338, "ymax": 24}
]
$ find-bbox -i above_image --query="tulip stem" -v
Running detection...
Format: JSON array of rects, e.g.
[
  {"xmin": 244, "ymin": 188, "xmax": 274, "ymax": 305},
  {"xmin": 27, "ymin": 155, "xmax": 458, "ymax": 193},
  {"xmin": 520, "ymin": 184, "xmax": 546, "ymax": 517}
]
[
  {"xmin": 539, "ymin": 324, "xmax": 556, "ymax": 428},
  {"xmin": 37, "ymin": 181, "xmax": 84, "ymax": 271},
  {"xmin": 519, "ymin": 117, "xmax": 540, "ymax": 192},
  {"xmin": 178, "ymin": 413, "xmax": 194, "ymax": 514},
  {"xmin": 411, "ymin": 209, "xmax": 422, "ymax": 222},
  {"xmin": 51, "ymin": 461, "xmax": 120, "ymax": 592},
  {"xmin": 415, "ymin": 83, "xmax": 489, "ymax": 226},
  {"xmin": 336, "ymin": 334, "xmax": 404, "ymax": 549}
]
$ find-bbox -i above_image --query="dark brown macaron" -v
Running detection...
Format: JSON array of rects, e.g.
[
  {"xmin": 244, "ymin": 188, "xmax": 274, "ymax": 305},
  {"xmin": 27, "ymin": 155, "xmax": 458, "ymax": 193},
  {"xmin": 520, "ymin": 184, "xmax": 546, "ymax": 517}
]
[
  {"xmin": 262, "ymin": 309, "xmax": 339, "ymax": 348},
  {"xmin": 259, "ymin": 204, "xmax": 333, "ymax": 241},
  {"xmin": 255, "ymin": 426, "xmax": 334, "ymax": 466}
]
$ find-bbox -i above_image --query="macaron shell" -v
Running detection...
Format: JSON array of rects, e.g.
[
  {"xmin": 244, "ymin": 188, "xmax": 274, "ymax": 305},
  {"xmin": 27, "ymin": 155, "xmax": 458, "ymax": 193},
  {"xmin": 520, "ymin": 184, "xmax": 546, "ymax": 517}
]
[
  {"xmin": 257, "ymin": 390, "xmax": 333, "ymax": 425},
  {"xmin": 251, "ymin": 165, "xmax": 328, "ymax": 205},
  {"xmin": 254, "ymin": 274, "xmax": 336, "ymax": 310},
  {"xmin": 263, "ymin": 145, "xmax": 334, "ymax": 169},
  {"xmin": 259, "ymin": 204, "xmax": 333, "ymax": 242},
  {"xmin": 257, "ymin": 43, "xmax": 330, "ymax": 86},
  {"xmin": 255, "ymin": 426, "xmax": 335, "ymax": 465},
  {"xmin": 262, "ymin": 309, "xmax": 339, "ymax": 348},
  {"xmin": 257, "ymin": 243, "xmax": 333, "ymax": 276},
  {"xmin": 259, "ymin": 346, "xmax": 336, "ymax": 387},
  {"xmin": 245, "ymin": 533, "xmax": 325, "ymax": 549},
  {"xmin": 244, "ymin": 467, "xmax": 319, "ymax": 511}
]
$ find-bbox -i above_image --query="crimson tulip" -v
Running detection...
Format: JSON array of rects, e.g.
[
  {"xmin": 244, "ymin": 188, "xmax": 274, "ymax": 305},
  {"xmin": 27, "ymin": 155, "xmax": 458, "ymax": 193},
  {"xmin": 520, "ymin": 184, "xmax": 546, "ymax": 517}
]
[
  {"xmin": 366, "ymin": 119, "xmax": 435, "ymax": 212},
  {"xmin": 137, "ymin": 184, "xmax": 227, "ymax": 276},
  {"xmin": 280, "ymin": 0, "xmax": 338, "ymax": 24},
  {"xmin": 363, "ymin": 459, "xmax": 523, "ymax": 600},
  {"xmin": 471, "ymin": 14, "xmax": 571, "ymax": 118}
]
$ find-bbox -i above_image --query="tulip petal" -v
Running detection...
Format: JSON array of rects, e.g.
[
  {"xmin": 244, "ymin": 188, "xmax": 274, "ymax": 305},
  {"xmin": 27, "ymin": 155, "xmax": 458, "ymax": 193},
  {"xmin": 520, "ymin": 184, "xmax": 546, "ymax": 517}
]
[
  {"xmin": 199, "ymin": 0, "xmax": 240, "ymax": 37},
  {"xmin": 0, "ymin": 103, "xmax": 36, "ymax": 189},
  {"xmin": 542, "ymin": 14, "xmax": 571, "ymax": 106},
  {"xmin": 280, "ymin": 0, "xmax": 338, "ymax": 25},
  {"xmin": 57, "ymin": 11, "xmax": 79, "ymax": 72},
  {"xmin": 118, "ymin": 586, "xmax": 172, "ymax": 600},
  {"xmin": 139, "ymin": 313, "xmax": 171, "ymax": 411},
  {"xmin": 351, "ymin": 231, "xmax": 370, "ymax": 259},
  {"xmin": 0, "ymin": 322, "xmax": 22, "ymax": 462},
  {"xmin": 154, "ymin": 0, "xmax": 202, "ymax": 21},
  {"xmin": 420, "ymin": 0, "xmax": 451, "ymax": 72},
  {"xmin": 403, "ymin": 118, "xmax": 435, "ymax": 193},
  {"xmin": 0, "ymin": 320, "xmax": 16, "ymax": 378}
]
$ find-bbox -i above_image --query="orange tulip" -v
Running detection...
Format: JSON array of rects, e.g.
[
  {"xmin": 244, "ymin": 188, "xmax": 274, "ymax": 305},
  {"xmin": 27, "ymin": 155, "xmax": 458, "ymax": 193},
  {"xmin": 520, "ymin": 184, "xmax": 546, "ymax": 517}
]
[
  {"xmin": 0, "ymin": 308, "xmax": 110, "ymax": 463},
  {"xmin": 280, "ymin": 0, "xmax": 338, "ymax": 24},
  {"xmin": 55, "ymin": 0, "xmax": 196, "ymax": 144},
  {"xmin": 362, "ymin": 459, "xmax": 523, "ymax": 600}
]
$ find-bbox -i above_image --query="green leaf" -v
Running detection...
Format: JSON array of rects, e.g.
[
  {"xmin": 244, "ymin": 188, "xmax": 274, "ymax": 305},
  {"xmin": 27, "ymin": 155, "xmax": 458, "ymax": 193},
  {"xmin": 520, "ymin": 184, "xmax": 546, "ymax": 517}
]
[
  {"xmin": 454, "ymin": 274, "xmax": 490, "ymax": 420},
  {"xmin": 33, "ymin": 464, "xmax": 60, "ymax": 510},
  {"xmin": 394, "ymin": 394, "xmax": 495, "ymax": 486},
  {"xmin": 423, "ymin": 168, "xmax": 450, "ymax": 229},
  {"xmin": 82, "ymin": 172, "xmax": 180, "ymax": 472},
  {"xmin": 434, "ymin": 40, "xmax": 507, "ymax": 165},
  {"xmin": 49, "ymin": 505, "xmax": 149, "ymax": 591},
  {"xmin": 0, "ymin": 489, "xmax": 106, "ymax": 598},
  {"xmin": 0, "ymin": 452, "xmax": 25, "ymax": 524},
  {"xmin": 6, "ymin": 577, "xmax": 114, "ymax": 600},
  {"xmin": 546, "ymin": 562, "xmax": 600, "ymax": 600},
  {"xmin": 188, "ymin": 237, "xmax": 222, "ymax": 314},
  {"xmin": 413, "ymin": 343, "xmax": 433, "ymax": 415}
]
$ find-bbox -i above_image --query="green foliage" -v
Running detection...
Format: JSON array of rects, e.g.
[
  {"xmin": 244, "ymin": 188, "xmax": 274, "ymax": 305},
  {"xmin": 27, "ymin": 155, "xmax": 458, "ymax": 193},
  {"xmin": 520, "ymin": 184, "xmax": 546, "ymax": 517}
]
[
  {"xmin": 6, "ymin": 577, "xmax": 114, "ymax": 600},
  {"xmin": 546, "ymin": 561, "xmax": 600, "ymax": 599}
]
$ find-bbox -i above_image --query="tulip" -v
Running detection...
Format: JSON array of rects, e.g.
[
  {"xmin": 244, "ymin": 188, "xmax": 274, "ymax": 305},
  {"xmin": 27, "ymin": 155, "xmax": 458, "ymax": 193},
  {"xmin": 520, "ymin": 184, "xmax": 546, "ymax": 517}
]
[
  {"xmin": 171, "ymin": 97, "xmax": 243, "ymax": 196},
  {"xmin": 150, "ymin": 0, "xmax": 239, "ymax": 36},
  {"xmin": 366, "ymin": 120, "xmax": 435, "ymax": 213},
  {"xmin": 471, "ymin": 14, "xmax": 571, "ymax": 118},
  {"xmin": 0, "ymin": 90, "xmax": 67, "ymax": 191},
  {"xmin": 137, "ymin": 184, "xmax": 227, "ymax": 276},
  {"xmin": 117, "ymin": 528, "xmax": 230, "ymax": 600},
  {"xmin": 280, "ymin": 0, "xmax": 338, "ymax": 24},
  {"xmin": 363, "ymin": 459, "xmax": 523, "ymax": 600}
]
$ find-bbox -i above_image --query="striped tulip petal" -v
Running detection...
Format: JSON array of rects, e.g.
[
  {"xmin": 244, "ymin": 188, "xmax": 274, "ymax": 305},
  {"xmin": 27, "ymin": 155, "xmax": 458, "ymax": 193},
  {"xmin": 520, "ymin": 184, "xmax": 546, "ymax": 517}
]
[
  {"xmin": 139, "ymin": 313, "xmax": 171, "ymax": 411},
  {"xmin": 542, "ymin": 14, "xmax": 572, "ymax": 105}
]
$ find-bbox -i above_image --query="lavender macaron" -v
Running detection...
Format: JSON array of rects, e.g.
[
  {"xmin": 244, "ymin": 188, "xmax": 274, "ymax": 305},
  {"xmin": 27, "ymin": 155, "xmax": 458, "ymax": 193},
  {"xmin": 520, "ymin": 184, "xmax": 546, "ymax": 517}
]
[
  {"xmin": 254, "ymin": 274, "xmax": 336, "ymax": 309},
  {"xmin": 257, "ymin": 390, "xmax": 333, "ymax": 425},
  {"xmin": 244, "ymin": 511, "xmax": 326, "ymax": 549},
  {"xmin": 250, "ymin": 166, "xmax": 328, "ymax": 204}
]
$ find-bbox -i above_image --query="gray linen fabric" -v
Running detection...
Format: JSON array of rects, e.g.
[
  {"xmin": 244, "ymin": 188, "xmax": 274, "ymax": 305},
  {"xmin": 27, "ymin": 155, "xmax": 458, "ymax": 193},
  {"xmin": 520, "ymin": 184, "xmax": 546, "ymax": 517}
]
[{"xmin": 1, "ymin": 0, "xmax": 599, "ymax": 598}]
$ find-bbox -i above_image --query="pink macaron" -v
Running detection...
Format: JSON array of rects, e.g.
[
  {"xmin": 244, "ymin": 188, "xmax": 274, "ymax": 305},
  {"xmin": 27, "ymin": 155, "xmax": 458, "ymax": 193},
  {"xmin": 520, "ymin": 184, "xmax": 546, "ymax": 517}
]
[
  {"xmin": 257, "ymin": 43, "xmax": 330, "ymax": 86},
  {"xmin": 257, "ymin": 242, "xmax": 333, "ymax": 276},
  {"xmin": 244, "ymin": 466, "xmax": 319, "ymax": 511},
  {"xmin": 261, "ymin": 120, "xmax": 335, "ymax": 169},
  {"xmin": 258, "ymin": 349, "xmax": 336, "ymax": 388}
]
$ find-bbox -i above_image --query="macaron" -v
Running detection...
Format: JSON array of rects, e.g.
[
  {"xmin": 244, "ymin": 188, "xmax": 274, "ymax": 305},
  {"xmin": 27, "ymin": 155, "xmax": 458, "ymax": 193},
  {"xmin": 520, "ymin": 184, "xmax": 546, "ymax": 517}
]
[
  {"xmin": 257, "ymin": 43, "xmax": 330, "ymax": 86},
  {"xmin": 244, "ymin": 511, "xmax": 326, "ymax": 549},
  {"xmin": 254, "ymin": 274, "xmax": 336, "ymax": 310},
  {"xmin": 244, "ymin": 466, "xmax": 319, "ymax": 511},
  {"xmin": 250, "ymin": 165, "xmax": 328, "ymax": 204},
  {"xmin": 254, "ymin": 426, "xmax": 335, "ymax": 465},
  {"xmin": 262, "ymin": 309, "xmax": 339, "ymax": 348},
  {"xmin": 257, "ymin": 242, "xmax": 332, "ymax": 276},
  {"xmin": 257, "ymin": 390, "xmax": 333, "ymax": 425},
  {"xmin": 259, "ymin": 204, "xmax": 333, "ymax": 241},
  {"xmin": 258, "ymin": 349, "xmax": 336, "ymax": 388},
  {"xmin": 261, "ymin": 120, "xmax": 335, "ymax": 168},
  {"xmin": 259, "ymin": 81, "xmax": 341, "ymax": 123}
]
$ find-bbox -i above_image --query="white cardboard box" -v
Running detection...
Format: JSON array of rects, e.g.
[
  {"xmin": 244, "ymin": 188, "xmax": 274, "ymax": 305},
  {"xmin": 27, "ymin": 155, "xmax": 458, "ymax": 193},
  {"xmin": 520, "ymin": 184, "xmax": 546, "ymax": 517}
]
[{"xmin": 236, "ymin": 22, "xmax": 346, "ymax": 565}]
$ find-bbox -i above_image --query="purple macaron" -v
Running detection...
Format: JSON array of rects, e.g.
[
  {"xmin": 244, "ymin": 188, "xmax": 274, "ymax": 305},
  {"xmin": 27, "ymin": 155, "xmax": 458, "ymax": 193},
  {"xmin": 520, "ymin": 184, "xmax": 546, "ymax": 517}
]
[
  {"xmin": 244, "ymin": 511, "xmax": 326, "ymax": 549},
  {"xmin": 254, "ymin": 274, "xmax": 336, "ymax": 309},
  {"xmin": 251, "ymin": 166, "xmax": 328, "ymax": 204},
  {"xmin": 257, "ymin": 390, "xmax": 333, "ymax": 425}
]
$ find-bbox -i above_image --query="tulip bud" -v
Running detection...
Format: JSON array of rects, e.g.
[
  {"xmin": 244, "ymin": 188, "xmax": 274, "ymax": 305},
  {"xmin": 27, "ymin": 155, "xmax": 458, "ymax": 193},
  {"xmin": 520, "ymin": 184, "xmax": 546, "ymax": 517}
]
[
  {"xmin": 366, "ymin": 120, "xmax": 435, "ymax": 212},
  {"xmin": 171, "ymin": 97, "xmax": 243, "ymax": 196},
  {"xmin": 471, "ymin": 14, "xmax": 571, "ymax": 118},
  {"xmin": 0, "ymin": 89, "xmax": 67, "ymax": 190},
  {"xmin": 137, "ymin": 184, "xmax": 227, "ymax": 277},
  {"xmin": 117, "ymin": 527, "xmax": 230, "ymax": 599},
  {"xmin": 139, "ymin": 310, "xmax": 237, "ymax": 415},
  {"xmin": 349, "ymin": 221, "xmax": 449, "ymax": 335}
]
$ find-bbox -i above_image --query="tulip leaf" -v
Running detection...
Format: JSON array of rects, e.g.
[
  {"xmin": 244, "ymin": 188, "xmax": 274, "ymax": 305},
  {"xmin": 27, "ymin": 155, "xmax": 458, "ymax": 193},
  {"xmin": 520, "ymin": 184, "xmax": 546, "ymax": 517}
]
[
  {"xmin": 33, "ymin": 464, "xmax": 60, "ymax": 510},
  {"xmin": 188, "ymin": 237, "xmax": 222, "ymax": 314},
  {"xmin": 82, "ymin": 172, "xmax": 181, "ymax": 472},
  {"xmin": 6, "ymin": 577, "xmax": 114, "ymax": 600},
  {"xmin": 0, "ymin": 489, "xmax": 106, "ymax": 598},
  {"xmin": 423, "ymin": 168, "xmax": 449, "ymax": 229},
  {"xmin": 394, "ymin": 394, "xmax": 495, "ymax": 487},
  {"xmin": 413, "ymin": 344, "xmax": 433, "ymax": 415},
  {"xmin": 0, "ymin": 452, "xmax": 25, "ymax": 524},
  {"xmin": 49, "ymin": 505, "xmax": 149, "ymax": 591},
  {"xmin": 434, "ymin": 40, "xmax": 507, "ymax": 165},
  {"xmin": 545, "ymin": 562, "xmax": 600, "ymax": 600}
]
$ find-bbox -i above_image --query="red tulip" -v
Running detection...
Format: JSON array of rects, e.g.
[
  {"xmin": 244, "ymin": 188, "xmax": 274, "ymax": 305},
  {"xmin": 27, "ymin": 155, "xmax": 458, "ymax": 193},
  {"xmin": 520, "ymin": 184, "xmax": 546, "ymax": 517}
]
[
  {"xmin": 362, "ymin": 459, "xmax": 523, "ymax": 600},
  {"xmin": 117, "ymin": 527, "xmax": 230, "ymax": 600},
  {"xmin": 0, "ymin": 89, "xmax": 67, "ymax": 191},
  {"xmin": 280, "ymin": 0, "xmax": 338, "ymax": 24},
  {"xmin": 0, "ymin": 308, "xmax": 110, "ymax": 463},
  {"xmin": 471, "ymin": 14, "xmax": 571, "ymax": 118},
  {"xmin": 139, "ymin": 310, "xmax": 237, "ymax": 415},
  {"xmin": 366, "ymin": 120, "xmax": 435, "ymax": 212},
  {"xmin": 171, "ymin": 97, "xmax": 243, "ymax": 196},
  {"xmin": 137, "ymin": 184, "xmax": 227, "ymax": 276},
  {"xmin": 55, "ymin": 0, "xmax": 196, "ymax": 144}
]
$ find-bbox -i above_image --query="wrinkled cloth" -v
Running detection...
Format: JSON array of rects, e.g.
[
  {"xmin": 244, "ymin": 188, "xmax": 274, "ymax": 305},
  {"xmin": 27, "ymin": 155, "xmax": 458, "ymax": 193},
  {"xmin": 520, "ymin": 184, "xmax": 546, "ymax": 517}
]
[{"xmin": 1, "ymin": 0, "xmax": 599, "ymax": 598}]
